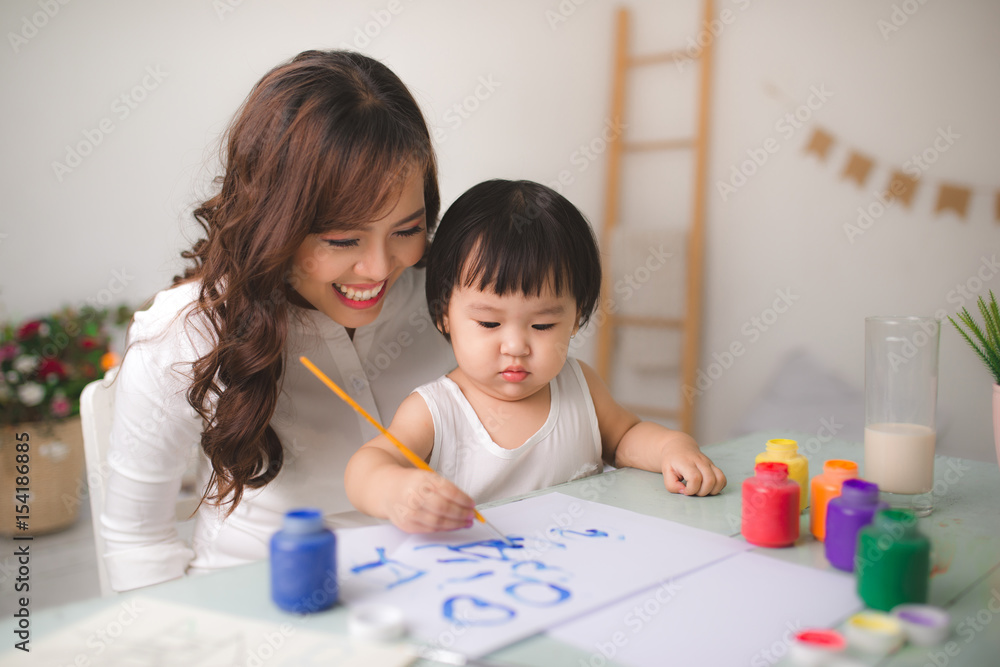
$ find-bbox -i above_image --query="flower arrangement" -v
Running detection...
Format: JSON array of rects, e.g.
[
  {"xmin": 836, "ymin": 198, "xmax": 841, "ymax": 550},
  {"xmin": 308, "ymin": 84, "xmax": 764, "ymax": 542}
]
[
  {"xmin": 0, "ymin": 305, "xmax": 131, "ymax": 425},
  {"xmin": 948, "ymin": 290, "xmax": 1000, "ymax": 384}
]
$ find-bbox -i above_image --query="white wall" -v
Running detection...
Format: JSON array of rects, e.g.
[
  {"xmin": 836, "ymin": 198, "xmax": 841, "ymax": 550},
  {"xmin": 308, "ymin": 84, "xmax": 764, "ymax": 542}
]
[
  {"xmin": 701, "ymin": 0, "xmax": 999, "ymax": 463},
  {"xmin": 2, "ymin": 0, "xmax": 997, "ymax": 462}
]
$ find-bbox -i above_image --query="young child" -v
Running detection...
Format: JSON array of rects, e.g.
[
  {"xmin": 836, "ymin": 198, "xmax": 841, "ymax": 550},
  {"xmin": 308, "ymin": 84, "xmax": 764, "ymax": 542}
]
[{"xmin": 344, "ymin": 180, "xmax": 727, "ymax": 533}]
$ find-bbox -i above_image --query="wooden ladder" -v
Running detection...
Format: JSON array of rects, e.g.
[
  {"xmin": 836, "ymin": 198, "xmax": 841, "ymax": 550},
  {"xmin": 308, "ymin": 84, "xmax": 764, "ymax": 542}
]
[{"xmin": 595, "ymin": 1, "xmax": 714, "ymax": 436}]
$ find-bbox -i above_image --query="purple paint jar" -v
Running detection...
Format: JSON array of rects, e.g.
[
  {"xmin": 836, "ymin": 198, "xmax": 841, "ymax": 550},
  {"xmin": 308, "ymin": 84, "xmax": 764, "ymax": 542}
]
[{"xmin": 824, "ymin": 479, "xmax": 888, "ymax": 572}]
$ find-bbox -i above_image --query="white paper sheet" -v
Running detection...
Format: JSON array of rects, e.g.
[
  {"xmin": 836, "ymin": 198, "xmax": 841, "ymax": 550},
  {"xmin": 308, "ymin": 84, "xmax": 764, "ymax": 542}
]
[
  {"xmin": 338, "ymin": 492, "xmax": 753, "ymax": 657},
  {"xmin": 4, "ymin": 597, "xmax": 414, "ymax": 667},
  {"xmin": 549, "ymin": 551, "xmax": 863, "ymax": 666}
]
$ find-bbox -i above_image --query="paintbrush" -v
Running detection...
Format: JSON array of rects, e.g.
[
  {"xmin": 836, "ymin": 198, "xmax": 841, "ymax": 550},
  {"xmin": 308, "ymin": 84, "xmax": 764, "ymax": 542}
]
[{"xmin": 299, "ymin": 356, "xmax": 512, "ymax": 546}]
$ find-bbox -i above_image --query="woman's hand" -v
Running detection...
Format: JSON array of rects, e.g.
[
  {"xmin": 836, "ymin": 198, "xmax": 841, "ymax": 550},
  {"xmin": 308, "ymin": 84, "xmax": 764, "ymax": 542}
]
[{"xmin": 384, "ymin": 469, "xmax": 477, "ymax": 533}]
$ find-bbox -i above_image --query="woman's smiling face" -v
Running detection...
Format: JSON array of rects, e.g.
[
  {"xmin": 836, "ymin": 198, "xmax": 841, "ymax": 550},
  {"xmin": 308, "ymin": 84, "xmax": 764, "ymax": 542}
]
[{"xmin": 289, "ymin": 168, "xmax": 427, "ymax": 330}]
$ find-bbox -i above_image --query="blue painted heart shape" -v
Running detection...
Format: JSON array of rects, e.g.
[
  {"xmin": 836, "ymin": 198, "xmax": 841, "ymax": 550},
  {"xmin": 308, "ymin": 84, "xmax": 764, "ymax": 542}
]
[
  {"xmin": 442, "ymin": 595, "xmax": 516, "ymax": 626},
  {"xmin": 511, "ymin": 559, "xmax": 570, "ymax": 584}
]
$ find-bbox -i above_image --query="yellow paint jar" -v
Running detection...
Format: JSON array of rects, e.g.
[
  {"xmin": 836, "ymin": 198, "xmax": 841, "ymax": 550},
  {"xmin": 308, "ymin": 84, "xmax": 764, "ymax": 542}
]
[{"xmin": 755, "ymin": 438, "xmax": 809, "ymax": 513}]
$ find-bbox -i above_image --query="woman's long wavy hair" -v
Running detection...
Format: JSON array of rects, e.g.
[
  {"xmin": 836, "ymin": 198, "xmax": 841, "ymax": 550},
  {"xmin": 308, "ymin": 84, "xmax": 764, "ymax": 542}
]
[{"xmin": 175, "ymin": 50, "xmax": 440, "ymax": 513}]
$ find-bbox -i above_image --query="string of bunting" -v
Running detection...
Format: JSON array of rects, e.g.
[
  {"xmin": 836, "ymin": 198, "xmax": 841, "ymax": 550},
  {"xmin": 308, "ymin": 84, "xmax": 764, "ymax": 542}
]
[{"xmin": 802, "ymin": 125, "xmax": 999, "ymax": 222}]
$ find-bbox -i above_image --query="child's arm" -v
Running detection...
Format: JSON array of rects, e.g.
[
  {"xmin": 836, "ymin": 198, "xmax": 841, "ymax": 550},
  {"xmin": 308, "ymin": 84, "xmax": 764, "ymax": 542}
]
[
  {"xmin": 344, "ymin": 392, "xmax": 477, "ymax": 532},
  {"xmin": 579, "ymin": 361, "xmax": 727, "ymax": 496}
]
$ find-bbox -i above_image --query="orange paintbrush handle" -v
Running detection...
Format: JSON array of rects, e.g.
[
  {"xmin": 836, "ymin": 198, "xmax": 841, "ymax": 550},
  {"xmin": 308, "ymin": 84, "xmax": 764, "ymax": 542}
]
[{"xmin": 299, "ymin": 356, "xmax": 488, "ymax": 524}]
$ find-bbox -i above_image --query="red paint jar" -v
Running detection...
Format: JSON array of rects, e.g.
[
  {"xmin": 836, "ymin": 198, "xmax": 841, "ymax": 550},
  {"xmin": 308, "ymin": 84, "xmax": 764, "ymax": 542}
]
[{"xmin": 742, "ymin": 462, "xmax": 800, "ymax": 547}]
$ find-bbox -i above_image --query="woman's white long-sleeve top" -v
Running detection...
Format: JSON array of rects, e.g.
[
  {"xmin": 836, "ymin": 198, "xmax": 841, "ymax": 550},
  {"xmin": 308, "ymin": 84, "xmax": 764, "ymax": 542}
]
[{"xmin": 100, "ymin": 268, "xmax": 454, "ymax": 591}]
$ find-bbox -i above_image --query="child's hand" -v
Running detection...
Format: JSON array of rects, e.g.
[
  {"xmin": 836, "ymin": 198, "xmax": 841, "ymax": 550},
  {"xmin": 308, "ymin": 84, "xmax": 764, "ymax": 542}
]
[
  {"xmin": 385, "ymin": 469, "xmax": 478, "ymax": 533},
  {"xmin": 660, "ymin": 439, "xmax": 727, "ymax": 497}
]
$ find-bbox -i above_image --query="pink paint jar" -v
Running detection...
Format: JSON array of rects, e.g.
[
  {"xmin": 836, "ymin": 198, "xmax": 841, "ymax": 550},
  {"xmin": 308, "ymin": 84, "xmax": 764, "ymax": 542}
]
[{"xmin": 742, "ymin": 462, "xmax": 800, "ymax": 548}]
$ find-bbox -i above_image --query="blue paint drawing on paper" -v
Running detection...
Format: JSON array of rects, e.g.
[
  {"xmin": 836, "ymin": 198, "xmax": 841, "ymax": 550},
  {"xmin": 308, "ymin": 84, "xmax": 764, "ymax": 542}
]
[
  {"xmin": 353, "ymin": 524, "xmax": 618, "ymax": 626},
  {"xmin": 511, "ymin": 560, "xmax": 570, "ymax": 583},
  {"xmin": 351, "ymin": 528, "xmax": 621, "ymax": 626},
  {"xmin": 550, "ymin": 528, "xmax": 611, "ymax": 539},
  {"xmin": 416, "ymin": 537, "xmax": 526, "ymax": 561},
  {"xmin": 443, "ymin": 595, "xmax": 516, "ymax": 626},
  {"xmin": 442, "ymin": 571, "xmax": 495, "ymax": 586},
  {"xmin": 338, "ymin": 493, "xmax": 757, "ymax": 659},
  {"xmin": 505, "ymin": 581, "xmax": 572, "ymax": 606},
  {"xmin": 350, "ymin": 547, "xmax": 426, "ymax": 590}
]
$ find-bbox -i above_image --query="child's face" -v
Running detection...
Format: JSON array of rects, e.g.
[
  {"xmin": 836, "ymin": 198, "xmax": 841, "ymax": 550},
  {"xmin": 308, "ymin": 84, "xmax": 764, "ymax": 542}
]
[
  {"xmin": 443, "ymin": 278, "xmax": 579, "ymax": 403},
  {"xmin": 289, "ymin": 169, "xmax": 427, "ymax": 330}
]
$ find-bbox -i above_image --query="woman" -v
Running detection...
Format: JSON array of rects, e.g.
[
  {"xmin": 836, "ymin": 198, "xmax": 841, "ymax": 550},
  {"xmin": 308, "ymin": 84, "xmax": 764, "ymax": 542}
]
[{"xmin": 100, "ymin": 50, "xmax": 455, "ymax": 592}]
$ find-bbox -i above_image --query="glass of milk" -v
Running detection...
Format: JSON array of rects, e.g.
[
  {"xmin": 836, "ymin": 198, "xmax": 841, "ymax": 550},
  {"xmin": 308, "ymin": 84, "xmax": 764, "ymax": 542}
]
[{"xmin": 864, "ymin": 316, "xmax": 940, "ymax": 517}]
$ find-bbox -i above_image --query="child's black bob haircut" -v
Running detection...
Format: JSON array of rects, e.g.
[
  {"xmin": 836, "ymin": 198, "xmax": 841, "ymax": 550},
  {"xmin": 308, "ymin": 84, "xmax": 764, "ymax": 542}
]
[{"xmin": 426, "ymin": 179, "xmax": 602, "ymax": 340}]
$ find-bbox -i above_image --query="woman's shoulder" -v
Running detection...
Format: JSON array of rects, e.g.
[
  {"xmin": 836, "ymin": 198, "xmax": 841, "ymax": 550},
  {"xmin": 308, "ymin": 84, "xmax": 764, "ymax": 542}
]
[{"xmin": 129, "ymin": 280, "xmax": 215, "ymax": 354}]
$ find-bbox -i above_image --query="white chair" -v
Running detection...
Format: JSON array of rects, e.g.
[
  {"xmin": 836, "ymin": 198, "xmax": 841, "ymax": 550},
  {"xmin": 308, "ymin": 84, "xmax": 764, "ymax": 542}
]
[{"xmin": 80, "ymin": 368, "xmax": 200, "ymax": 596}]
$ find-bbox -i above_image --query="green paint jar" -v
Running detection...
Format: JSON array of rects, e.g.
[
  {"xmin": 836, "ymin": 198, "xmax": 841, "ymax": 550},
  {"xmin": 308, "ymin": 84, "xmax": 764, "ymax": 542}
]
[{"xmin": 856, "ymin": 509, "xmax": 930, "ymax": 611}]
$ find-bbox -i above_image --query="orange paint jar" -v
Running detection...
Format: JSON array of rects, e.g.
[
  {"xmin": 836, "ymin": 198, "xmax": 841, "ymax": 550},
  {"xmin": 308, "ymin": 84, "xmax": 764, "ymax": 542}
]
[{"xmin": 810, "ymin": 459, "xmax": 859, "ymax": 541}]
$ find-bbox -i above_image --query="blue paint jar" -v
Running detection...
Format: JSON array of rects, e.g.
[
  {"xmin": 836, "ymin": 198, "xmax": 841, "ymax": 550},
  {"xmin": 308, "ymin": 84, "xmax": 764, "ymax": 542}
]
[{"xmin": 270, "ymin": 508, "xmax": 337, "ymax": 613}]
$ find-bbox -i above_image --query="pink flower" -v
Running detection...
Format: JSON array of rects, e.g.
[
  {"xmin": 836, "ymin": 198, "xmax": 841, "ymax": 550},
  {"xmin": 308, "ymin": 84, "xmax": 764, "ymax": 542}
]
[
  {"xmin": 0, "ymin": 343, "xmax": 18, "ymax": 361},
  {"xmin": 17, "ymin": 321, "xmax": 42, "ymax": 340},
  {"xmin": 51, "ymin": 395, "xmax": 71, "ymax": 418},
  {"xmin": 38, "ymin": 358, "xmax": 67, "ymax": 380}
]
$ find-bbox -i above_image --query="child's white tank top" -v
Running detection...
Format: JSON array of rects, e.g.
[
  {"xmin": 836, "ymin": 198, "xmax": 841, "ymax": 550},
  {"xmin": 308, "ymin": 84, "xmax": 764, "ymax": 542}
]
[{"xmin": 420, "ymin": 357, "xmax": 603, "ymax": 504}]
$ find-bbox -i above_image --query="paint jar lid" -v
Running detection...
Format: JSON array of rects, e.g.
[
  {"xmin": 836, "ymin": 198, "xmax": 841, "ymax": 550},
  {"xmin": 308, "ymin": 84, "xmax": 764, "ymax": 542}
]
[
  {"xmin": 891, "ymin": 604, "xmax": 950, "ymax": 646},
  {"xmin": 789, "ymin": 628, "xmax": 846, "ymax": 666},
  {"xmin": 348, "ymin": 603, "xmax": 407, "ymax": 641},
  {"xmin": 822, "ymin": 459, "xmax": 858, "ymax": 476},
  {"xmin": 844, "ymin": 611, "xmax": 904, "ymax": 655},
  {"xmin": 282, "ymin": 508, "xmax": 324, "ymax": 534},
  {"xmin": 755, "ymin": 461, "xmax": 790, "ymax": 480},
  {"xmin": 765, "ymin": 438, "xmax": 799, "ymax": 453},
  {"xmin": 839, "ymin": 478, "xmax": 880, "ymax": 504}
]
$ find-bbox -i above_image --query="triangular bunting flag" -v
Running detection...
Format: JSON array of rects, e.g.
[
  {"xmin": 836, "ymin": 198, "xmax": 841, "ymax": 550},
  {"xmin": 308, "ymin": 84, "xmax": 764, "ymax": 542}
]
[
  {"xmin": 841, "ymin": 151, "xmax": 874, "ymax": 187},
  {"xmin": 802, "ymin": 124, "xmax": 996, "ymax": 222},
  {"xmin": 885, "ymin": 171, "xmax": 919, "ymax": 208},
  {"xmin": 804, "ymin": 127, "xmax": 834, "ymax": 161},
  {"xmin": 935, "ymin": 184, "xmax": 971, "ymax": 219}
]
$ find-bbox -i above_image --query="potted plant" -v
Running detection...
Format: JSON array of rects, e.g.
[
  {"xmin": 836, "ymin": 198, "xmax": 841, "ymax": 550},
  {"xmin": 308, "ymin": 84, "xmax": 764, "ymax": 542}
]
[
  {"xmin": 1, "ymin": 305, "xmax": 129, "ymax": 534},
  {"xmin": 948, "ymin": 290, "xmax": 1000, "ymax": 468}
]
